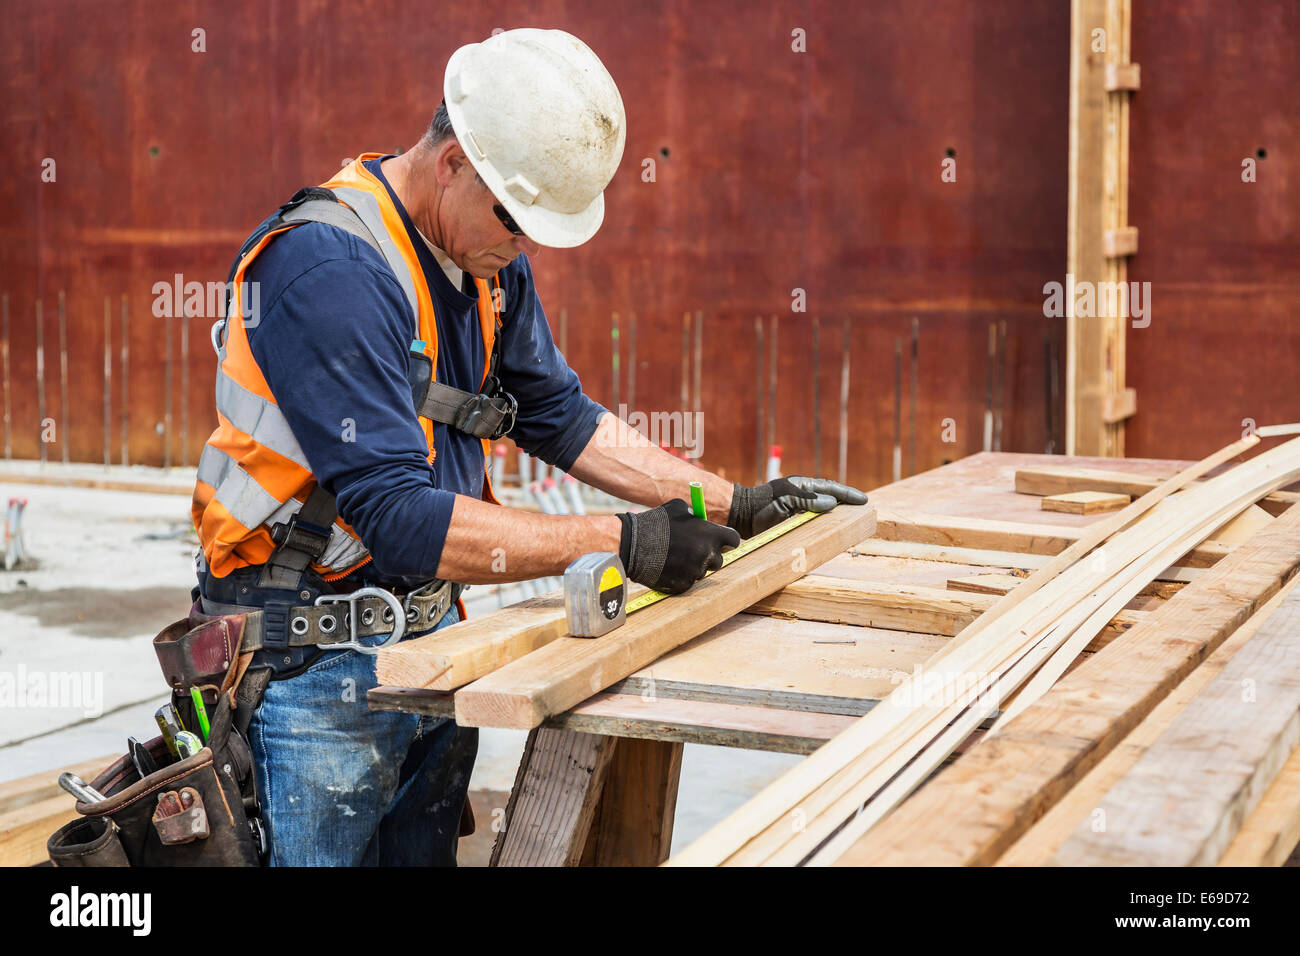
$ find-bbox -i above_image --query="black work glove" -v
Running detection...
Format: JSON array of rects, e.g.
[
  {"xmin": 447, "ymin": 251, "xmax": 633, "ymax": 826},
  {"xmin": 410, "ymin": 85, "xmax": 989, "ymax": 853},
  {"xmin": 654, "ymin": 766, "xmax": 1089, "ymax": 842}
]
[
  {"xmin": 617, "ymin": 499, "xmax": 742, "ymax": 595},
  {"xmin": 727, "ymin": 476, "xmax": 869, "ymax": 539}
]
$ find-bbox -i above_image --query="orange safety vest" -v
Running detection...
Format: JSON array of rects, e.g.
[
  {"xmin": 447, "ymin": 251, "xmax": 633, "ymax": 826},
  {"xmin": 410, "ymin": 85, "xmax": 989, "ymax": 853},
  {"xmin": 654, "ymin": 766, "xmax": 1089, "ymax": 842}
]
[{"xmin": 193, "ymin": 153, "xmax": 502, "ymax": 581}]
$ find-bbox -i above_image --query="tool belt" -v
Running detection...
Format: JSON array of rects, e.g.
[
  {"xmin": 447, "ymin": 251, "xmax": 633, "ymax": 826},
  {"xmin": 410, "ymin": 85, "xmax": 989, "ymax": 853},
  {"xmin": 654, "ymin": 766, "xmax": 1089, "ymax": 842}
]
[
  {"xmin": 47, "ymin": 627, "xmax": 264, "ymax": 867},
  {"xmin": 47, "ymin": 569, "xmax": 459, "ymax": 866}
]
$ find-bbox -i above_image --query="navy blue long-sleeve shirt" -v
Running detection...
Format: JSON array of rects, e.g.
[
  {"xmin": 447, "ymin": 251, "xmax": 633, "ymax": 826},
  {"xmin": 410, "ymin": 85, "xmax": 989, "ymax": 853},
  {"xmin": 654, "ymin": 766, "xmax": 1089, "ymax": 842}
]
[{"xmin": 243, "ymin": 158, "xmax": 605, "ymax": 586}]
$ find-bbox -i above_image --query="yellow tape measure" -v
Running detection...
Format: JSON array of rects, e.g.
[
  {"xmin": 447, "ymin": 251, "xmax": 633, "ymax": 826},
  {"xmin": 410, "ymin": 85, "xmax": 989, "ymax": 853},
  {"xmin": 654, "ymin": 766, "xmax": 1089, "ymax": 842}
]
[{"xmin": 624, "ymin": 510, "xmax": 820, "ymax": 615}]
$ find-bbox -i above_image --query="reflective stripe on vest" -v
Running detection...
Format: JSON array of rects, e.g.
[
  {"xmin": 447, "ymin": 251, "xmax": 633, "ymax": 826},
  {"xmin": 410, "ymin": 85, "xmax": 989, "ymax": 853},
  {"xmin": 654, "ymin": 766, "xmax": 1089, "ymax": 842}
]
[{"xmin": 193, "ymin": 153, "xmax": 502, "ymax": 580}]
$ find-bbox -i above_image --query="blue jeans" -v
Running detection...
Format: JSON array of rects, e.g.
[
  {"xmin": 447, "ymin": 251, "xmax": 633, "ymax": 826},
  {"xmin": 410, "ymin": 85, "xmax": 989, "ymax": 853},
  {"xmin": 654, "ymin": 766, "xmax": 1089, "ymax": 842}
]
[{"xmin": 248, "ymin": 606, "xmax": 477, "ymax": 866}]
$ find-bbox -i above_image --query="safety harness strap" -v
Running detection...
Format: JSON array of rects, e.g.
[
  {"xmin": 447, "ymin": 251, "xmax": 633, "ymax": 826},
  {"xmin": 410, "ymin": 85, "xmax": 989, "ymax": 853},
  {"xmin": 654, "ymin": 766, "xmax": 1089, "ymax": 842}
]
[
  {"xmin": 221, "ymin": 186, "xmax": 516, "ymax": 442},
  {"xmin": 417, "ymin": 381, "xmax": 517, "ymax": 440},
  {"xmin": 256, "ymin": 484, "xmax": 338, "ymax": 591}
]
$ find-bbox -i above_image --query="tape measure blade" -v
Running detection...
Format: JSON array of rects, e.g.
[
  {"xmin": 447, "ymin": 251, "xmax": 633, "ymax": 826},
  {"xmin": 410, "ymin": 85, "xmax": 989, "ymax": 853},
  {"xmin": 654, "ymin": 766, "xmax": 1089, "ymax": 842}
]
[{"xmin": 625, "ymin": 511, "xmax": 819, "ymax": 617}]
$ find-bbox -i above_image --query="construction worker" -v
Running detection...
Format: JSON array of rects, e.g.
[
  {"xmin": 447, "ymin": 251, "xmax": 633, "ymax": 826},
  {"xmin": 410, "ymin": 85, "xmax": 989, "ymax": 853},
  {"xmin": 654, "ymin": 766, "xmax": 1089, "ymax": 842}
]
[{"xmin": 191, "ymin": 28, "xmax": 866, "ymax": 866}]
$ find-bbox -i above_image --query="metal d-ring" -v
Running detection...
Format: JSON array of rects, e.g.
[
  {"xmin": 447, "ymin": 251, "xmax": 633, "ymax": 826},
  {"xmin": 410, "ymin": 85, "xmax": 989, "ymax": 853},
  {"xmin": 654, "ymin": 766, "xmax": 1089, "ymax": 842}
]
[{"xmin": 314, "ymin": 588, "xmax": 405, "ymax": 654}]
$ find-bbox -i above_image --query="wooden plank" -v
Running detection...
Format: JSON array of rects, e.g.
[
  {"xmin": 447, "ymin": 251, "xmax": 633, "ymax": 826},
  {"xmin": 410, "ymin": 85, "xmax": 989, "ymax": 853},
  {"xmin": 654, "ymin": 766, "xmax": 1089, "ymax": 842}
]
[
  {"xmin": 0, "ymin": 754, "xmax": 116, "ymax": 815},
  {"xmin": 875, "ymin": 509, "xmax": 1079, "ymax": 555},
  {"xmin": 749, "ymin": 574, "xmax": 1144, "ymax": 645},
  {"xmin": 376, "ymin": 588, "xmax": 570, "ymax": 692},
  {"xmin": 947, "ymin": 573, "xmax": 1024, "ymax": 595},
  {"xmin": 490, "ymin": 727, "xmax": 616, "ymax": 867},
  {"xmin": 1067, "ymin": 0, "xmax": 1116, "ymax": 456},
  {"xmin": 580, "ymin": 738, "xmax": 683, "ymax": 867},
  {"xmin": 851, "ymin": 538, "xmax": 1051, "ymax": 572},
  {"xmin": 1016, "ymin": 464, "xmax": 1172, "ymax": 498},
  {"xmin": 1041, "ymin": 490, "xmax": 1129, "ymax": 514},
  {"xmin": 1218, "ymin": 741, "xmax": 1300, "ymax": 866},
  {"xmin": 563, "ymin": 693, "xmax": 859, "ymax": 755},
  {"xmin": 750, "ymin": 577, "xmax": 985, "ymax": 636},
  {"xmin": 833, "ymin": 495, "xmax": 1300, "ymax": 867},
  {"xmin": 875, "ymin": 508, "xmax": 1229, "ymax": 568},
  {"xmin": 1210, "ymin": 504, "xmax": 1273, "ymax": 544},
  {"xmin": 1052, "ymin": 586, "xmax": 1300, "ymax": 866},
  {"xmin": 454, "ymin": 505, "xmax": 876, "ymax": 729},
  {"xmin": 369, "ymin": 685, "xmax": 862, "ymax": 754},
  {"xmin": 0, "ymin": 794, "xmax": 77, "ymax": 867},
  {"xmin": 1015, "ymin": 465, "xmax": 1298, "ymax": 516}
]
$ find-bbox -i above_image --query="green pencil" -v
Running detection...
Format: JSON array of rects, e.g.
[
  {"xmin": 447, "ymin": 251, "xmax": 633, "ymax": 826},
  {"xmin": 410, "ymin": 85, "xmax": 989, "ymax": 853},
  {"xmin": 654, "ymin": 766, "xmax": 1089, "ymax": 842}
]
[
  {"xmin": 689, "ymin": 481, "xmax": 707, "ymax": 521},
  {"xmin": 190, "ymin": 686, "xmax": 211, "ymax": 742}
]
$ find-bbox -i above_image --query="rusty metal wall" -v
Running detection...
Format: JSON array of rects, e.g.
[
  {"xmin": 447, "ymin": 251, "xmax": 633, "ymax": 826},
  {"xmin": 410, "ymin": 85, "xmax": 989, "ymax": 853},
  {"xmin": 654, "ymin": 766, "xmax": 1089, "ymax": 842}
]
[
  {"xmin": 1, "ymin": 0, "xmax": 1071, "ymax": 487},
  {"xmin": 1125, "ymin": 0, "xmax": 1300, "ymax": 458}
]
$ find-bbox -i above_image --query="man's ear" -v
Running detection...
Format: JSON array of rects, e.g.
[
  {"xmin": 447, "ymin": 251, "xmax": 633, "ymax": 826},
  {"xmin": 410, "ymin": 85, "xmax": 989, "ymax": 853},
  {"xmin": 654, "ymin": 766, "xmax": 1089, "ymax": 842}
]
[{"xmin": 433, "ymin": 139, "xmax": 474, "ymax": 187}]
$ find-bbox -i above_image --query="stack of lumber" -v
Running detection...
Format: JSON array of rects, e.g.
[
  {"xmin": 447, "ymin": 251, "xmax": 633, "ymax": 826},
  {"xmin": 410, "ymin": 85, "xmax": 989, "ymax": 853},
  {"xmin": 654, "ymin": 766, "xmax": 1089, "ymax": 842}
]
[{"xmin": 668, "ymin": 432, "xmax": 1300, "ymax": 866}]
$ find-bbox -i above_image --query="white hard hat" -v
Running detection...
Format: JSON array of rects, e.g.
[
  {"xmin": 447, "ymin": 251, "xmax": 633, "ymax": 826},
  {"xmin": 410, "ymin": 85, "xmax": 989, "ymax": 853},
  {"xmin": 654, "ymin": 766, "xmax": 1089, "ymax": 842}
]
[{"xmin": 444, "ymin": 29, "xmax": 626, "ymax": 248}]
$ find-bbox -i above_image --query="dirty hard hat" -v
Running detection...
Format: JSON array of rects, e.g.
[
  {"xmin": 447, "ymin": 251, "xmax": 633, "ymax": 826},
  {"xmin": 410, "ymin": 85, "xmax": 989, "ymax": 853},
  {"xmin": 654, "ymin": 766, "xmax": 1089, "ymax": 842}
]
[{"xmin": 443, "ymin": 28, "xmax": 627, "ymax": 248}]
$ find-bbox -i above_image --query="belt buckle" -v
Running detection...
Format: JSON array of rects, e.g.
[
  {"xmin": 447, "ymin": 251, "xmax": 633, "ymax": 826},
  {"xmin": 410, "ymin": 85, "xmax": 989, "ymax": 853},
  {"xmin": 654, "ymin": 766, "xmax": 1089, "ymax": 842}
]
[{"xmin": 313, "ymin": 587, "xmax": 405, "ymax": 655}]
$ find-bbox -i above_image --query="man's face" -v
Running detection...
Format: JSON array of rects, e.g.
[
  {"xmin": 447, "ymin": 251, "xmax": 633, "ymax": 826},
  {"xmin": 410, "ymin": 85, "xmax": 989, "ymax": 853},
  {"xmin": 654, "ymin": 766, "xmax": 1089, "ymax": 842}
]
[{"xmin": 434, "ymin": 144, "xmax": 541, "ymax": 278}]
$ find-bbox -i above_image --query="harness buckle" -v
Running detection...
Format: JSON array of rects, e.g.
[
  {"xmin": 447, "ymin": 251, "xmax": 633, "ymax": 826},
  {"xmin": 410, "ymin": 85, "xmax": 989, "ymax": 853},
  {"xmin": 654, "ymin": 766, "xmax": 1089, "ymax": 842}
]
[
  {"xmin": 269, "ymin": 513, "xmax": 332, "ymax": 562},
  {"xmin": 454, "ymin": 388, "xmax": 517, "ymax": 441},
  {"xmin": 313, "ymin": 587, "xmax": 406, "ymax": 655}
]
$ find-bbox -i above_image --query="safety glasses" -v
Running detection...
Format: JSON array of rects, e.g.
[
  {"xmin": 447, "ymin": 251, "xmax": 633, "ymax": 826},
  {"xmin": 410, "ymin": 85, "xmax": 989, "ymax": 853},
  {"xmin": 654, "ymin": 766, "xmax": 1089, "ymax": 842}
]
[{"xmin": 493, "ymin": 203, "xmax": 525, "ymax": 237}]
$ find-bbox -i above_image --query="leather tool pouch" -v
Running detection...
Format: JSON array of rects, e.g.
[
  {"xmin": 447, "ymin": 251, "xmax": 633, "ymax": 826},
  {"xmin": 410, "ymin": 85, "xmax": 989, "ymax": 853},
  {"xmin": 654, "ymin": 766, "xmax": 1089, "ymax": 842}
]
[{"xmin": 47, "ymin": 611, "xmax": 267, "ymax": 866}]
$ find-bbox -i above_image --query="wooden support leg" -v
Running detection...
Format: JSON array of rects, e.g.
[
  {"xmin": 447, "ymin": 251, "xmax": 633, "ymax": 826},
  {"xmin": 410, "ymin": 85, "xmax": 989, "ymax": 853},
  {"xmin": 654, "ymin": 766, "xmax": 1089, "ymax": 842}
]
[
  {"xmin": 490, "ymin": 727, "xmax": 617, "ymax": 867},
  {"xmin": 581, "ymin": 738, "xmax": 684, "ymax": 867}
]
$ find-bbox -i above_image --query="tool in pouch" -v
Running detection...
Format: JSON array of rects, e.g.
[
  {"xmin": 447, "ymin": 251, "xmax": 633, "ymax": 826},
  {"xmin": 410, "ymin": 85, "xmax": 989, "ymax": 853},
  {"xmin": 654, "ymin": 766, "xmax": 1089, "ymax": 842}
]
[
  {"xmin": 563, "ymin": 510, "xmax": 820, "ymax": 637},
  {"xmin": 46, "ymin": 613, "xmax": 266, "ymax": 866}
]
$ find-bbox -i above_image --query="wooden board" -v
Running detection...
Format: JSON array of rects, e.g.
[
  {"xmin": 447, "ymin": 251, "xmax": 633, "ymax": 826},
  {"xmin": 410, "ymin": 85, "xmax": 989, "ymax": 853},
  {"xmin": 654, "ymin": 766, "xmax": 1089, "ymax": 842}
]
[
  {"xmin": 874, "ymin": 508, "xmax": 1231, "ymax": 568},
  {"xmin": 1218, "ymin": 741, "xmax": 1300, "ymax": 866},
  {"xmin": 0, "ymin": 794, "xmax": 77, "ymax": 867},
  {"xmin": 580, "ymin": 738, "xmax": 683, "ymax": 866},
  {"xmin": 490, "ymin": 727, "xmax": 616, "ymax": 867},
  {"xmin": 0, "ymin": 754, "xmax": 116, "ymax": 815},
  {"xmin": 833, "ymin": 499, "xmax": 1300, "ymax": 866},
  {"xmin": 1015, "ymin": 464, "xmax": 1298, "ymax": 516},
  {"xmin": 368, "ymin": 684, "xmax": 862, "ymax": 755},
  {"xmin": 453, "ymin": 505, "xmax": 876, "ymax": 729},
  {"xmin": 1041, "ymin": 491, "xmax": 1129, "ymax": 514},
  {"xmin": 998, "ymin": 574, "xmax": 1300, "ymax": 865},
  {"xmin": 849, "ymin": 538, "xmax": 1205, "ymax": 583},
  {"xmin": 749, "ymin": 575, "xmax": 1144, "ymax": 646},
  {"xmin": 947, "ymin": 573, "xmax": 1025, "ymax": 595},
  {"xmin": 376, "ymin": 588, "xmax": 572, "ymax": 692},
  {"xmin": 1051, "ymin": 586, "xmax": 1300, "ymax": 866}
]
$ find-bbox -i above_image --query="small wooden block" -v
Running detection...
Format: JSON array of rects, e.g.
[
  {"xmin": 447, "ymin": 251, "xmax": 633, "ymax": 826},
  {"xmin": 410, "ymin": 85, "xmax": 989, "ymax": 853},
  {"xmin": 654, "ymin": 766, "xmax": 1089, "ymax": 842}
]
[
  {"xmin": 1104, "ymin": 62, "xmax": 1141, "ymax": 92},
  {"xmin": 1103, "ymin": 226, "xmax": 1139, "ymax": 258},
  {"xmin": 1041, "ymin": 491, "xmax": 1130, "ymax": 515},
  {"xmin": 1102, "ymin": 388, "xmax": 1137, "ymax": 424},
  {"xmin": 946, "ymin": 573, "xmax": 1024, "ymax": 596}
]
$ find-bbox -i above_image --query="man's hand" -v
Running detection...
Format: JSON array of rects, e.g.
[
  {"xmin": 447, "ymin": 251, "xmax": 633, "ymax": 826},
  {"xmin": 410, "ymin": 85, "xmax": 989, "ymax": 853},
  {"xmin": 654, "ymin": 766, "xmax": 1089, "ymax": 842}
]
[
  {"xmin": 727, "ymin": 477, "xmax": 869, "ymax": 539},
  {"xmin": 617, "ymin": 499, "xmax": 741, "ymax": 594}
]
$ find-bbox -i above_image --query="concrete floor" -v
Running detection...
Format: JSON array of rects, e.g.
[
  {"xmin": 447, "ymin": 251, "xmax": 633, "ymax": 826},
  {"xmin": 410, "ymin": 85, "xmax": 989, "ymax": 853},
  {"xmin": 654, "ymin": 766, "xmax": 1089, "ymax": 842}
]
[{"xmin": 0, "ymin": 477, "xmax": 802, "ymax": 863}]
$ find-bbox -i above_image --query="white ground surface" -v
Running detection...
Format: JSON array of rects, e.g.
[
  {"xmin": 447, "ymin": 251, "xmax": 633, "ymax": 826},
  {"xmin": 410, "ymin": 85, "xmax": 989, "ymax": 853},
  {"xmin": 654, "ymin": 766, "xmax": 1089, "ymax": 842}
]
[{"xmin": 0, "ymin": 472, "xmax": 801, "ymax": 853}]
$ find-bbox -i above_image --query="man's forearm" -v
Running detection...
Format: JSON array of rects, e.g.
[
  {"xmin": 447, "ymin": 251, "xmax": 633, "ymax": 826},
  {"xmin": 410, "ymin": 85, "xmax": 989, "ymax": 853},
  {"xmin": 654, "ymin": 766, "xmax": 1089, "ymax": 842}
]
[
  {"xmin": 566, "ymin": 412, "xmax": 734, "ymax": 517},
  {"xmin": 435, "ymin": 493, "xmax": 621, "ymax": 583}
]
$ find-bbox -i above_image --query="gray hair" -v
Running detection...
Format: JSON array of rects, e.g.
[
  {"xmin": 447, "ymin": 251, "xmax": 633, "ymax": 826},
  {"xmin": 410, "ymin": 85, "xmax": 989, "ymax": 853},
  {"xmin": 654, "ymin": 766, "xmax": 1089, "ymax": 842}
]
[
  {"xmin": 422, "ymin": 100, "xmax": 485, "ymax": 187},
  {"xmin": 424, "ymin": 101, "xmax": 456, "ymax": 147}
]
